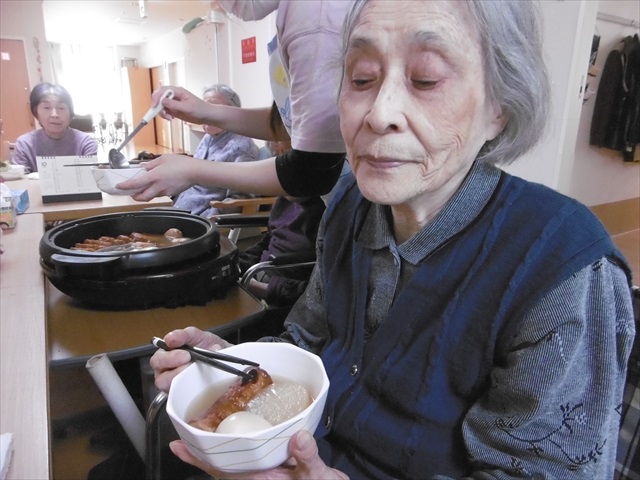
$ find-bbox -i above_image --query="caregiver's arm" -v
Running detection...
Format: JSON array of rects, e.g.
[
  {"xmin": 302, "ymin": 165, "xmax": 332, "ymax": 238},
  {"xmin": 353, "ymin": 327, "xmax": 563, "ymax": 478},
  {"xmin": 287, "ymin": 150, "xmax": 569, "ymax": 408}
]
[
  {"xmin": 122, "ymin": 150, "xmax": 345, "ymax": 201},
  {"xmin": 126, "ymin": 155, "xmax": 285, "ymax": 201},
  {"xmin": 153, "ymin": 86, "xmax": 284, "ymax": 141}
]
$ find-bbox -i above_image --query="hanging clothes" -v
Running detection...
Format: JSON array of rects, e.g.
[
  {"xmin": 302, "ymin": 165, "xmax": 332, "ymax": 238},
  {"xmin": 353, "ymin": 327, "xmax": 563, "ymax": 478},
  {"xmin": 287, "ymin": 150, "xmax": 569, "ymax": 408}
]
[{"xmin": 590, "ymin": 34, "xmax": 640, "ymax": 162}]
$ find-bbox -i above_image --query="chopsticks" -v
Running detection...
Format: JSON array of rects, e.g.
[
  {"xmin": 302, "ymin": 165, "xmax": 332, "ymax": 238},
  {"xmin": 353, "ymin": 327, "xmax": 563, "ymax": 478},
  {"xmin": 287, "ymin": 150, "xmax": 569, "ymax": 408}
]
[{"xmin": 151, "ymin": 337, "xmax": 259, "ymax": 384}]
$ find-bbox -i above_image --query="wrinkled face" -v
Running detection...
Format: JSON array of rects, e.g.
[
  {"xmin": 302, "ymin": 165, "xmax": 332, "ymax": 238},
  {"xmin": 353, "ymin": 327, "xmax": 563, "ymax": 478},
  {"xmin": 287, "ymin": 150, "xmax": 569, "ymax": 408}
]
[
  {"xmin": 339, "ymin": 0, "xmax": 505, "ymax": 213},
  {"xmin": 36, "ymin": 95, "xmax": 71, "ymax": 139},
  {"xmin": 203, "ymin": 92, "xmax": 230, "ymax": 136}
]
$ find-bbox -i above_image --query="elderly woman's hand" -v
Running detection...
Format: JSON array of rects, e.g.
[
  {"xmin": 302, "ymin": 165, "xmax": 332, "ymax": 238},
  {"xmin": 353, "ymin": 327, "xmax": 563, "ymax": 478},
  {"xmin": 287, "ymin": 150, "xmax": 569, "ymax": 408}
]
[
  {"xmin": 150, "ymin": 326, "xmax": 231, "ymax": 392},
  {"xmin": 169, "ymin": 431, "xmax": 349, "ymax": 480}
]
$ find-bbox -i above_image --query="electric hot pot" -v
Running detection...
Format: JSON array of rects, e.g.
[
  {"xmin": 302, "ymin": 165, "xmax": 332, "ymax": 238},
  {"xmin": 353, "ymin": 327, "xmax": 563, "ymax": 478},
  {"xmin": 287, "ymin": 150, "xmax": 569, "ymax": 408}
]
[{"xmin": 39, "ymin": 210, "xmax": 240, "ymax": 309}]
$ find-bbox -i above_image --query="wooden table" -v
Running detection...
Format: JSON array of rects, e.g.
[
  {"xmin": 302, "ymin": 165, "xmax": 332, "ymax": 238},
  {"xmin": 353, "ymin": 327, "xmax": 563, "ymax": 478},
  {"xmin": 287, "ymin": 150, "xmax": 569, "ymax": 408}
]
[
  {"xmin": 5, "ymin": 141, "xmax": 176, "ymax": 221},
  {"xmin": 47, "ymin": 282, "xmax": 265, "ymax": 367},
  {"xmin": 10, "ymin": 178, "xmax": 172, "ymax": 222},
  {"xmin": 0, "ymin": 215, "xmax": 50, "ymax": 480},
  {"xmin": 0, "ymin": 186, "xmax": 262, "ymax": 479}
]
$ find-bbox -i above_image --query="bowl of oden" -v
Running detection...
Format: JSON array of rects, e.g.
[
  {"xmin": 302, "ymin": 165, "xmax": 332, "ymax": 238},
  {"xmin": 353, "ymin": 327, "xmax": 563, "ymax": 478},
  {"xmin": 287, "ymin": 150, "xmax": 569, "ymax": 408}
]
[
  {"xmin": 91, "ymin": 166, "xmax": 145, "ymax": 195},
  {"xmin": 166, "ymin": 342, "xmax": 330, "ymax": 473}
]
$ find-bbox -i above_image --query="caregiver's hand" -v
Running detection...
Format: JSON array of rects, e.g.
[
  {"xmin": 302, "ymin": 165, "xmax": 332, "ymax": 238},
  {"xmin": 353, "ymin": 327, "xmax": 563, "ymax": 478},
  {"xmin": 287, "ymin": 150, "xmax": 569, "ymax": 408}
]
[
  {"xmin": 150, "ymin": 326, "xmax": 231, "ymax": 392},
  {"xmin": 152, "ymin": 86, "xmax": 211, "ymax": 125},
  {"xmin": 116, "ymin": 154, "xmax": 204, "ymax": 202},
  {"xmin": 170, "ymin": 430, "xmax": 350, "ymax": 480}
]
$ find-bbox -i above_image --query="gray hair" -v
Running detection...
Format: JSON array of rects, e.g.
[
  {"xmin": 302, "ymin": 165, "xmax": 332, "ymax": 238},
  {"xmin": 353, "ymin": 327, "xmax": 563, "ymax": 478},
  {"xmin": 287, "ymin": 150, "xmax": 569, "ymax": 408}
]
[
  {"xmin": 339, "ymin": 0, "xmax": 550, "ymax": 166},
  {"xmin": 202, "ymin": 84, "xmax": 242, "ymax": 107}
]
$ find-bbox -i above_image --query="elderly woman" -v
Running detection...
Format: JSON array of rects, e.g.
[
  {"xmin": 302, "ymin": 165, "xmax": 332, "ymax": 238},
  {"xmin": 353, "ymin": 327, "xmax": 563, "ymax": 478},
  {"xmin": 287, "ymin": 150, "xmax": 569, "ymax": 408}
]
[
  {"xmin": 150, "ymin": 1, "xmax": 635, "ymax": 479},
  {"xmin": 172, "ymin": 84, "xmax": 259, "ymax": 218},
  {"xmin": 13, "ymin": 83, "xmax": 98, "ymax": 173}
]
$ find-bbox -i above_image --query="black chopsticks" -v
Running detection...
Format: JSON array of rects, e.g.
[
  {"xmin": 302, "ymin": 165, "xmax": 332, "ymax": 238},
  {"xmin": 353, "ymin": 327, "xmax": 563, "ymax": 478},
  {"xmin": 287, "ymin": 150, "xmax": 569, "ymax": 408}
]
[{"xmin": 151, "ymin": 337, "xmax": 259, "ymax": 384}]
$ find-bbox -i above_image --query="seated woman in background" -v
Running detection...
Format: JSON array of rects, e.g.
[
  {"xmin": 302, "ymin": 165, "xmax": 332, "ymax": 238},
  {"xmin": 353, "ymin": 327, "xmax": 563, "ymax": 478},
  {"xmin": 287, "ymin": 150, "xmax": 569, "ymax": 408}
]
[
  {"xmin": 172, "ymin": 84, "xmax": 259, "ymax": 219},
  {"xmin": 237, "ymin": 118, "xmax": 324, "ymax": 306},
  {"xmin": 13, "ymin": 82, "xmax": 98, "ymax": 173},
  {"xmin": 238, "ymin": 194, "xmax": 325, "ymax": 307},
  {"xmin": 151, "ymin": 1, "xmax": 635, "ymax": 478}
]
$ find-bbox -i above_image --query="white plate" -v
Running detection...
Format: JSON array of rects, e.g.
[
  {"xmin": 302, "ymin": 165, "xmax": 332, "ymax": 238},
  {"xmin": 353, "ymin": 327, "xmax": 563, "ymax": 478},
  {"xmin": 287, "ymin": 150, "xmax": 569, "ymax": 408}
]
[{"xmin": 0, "ymin": 172, "xmax": 24, "ymax": 181}]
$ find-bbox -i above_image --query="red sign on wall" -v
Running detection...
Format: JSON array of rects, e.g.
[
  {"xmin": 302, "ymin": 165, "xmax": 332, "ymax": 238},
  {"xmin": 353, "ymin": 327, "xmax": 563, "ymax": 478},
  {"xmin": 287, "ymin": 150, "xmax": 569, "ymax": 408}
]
[{"xmin": 241, "ymin": 37, "xmax": 257, "ymax": 64}]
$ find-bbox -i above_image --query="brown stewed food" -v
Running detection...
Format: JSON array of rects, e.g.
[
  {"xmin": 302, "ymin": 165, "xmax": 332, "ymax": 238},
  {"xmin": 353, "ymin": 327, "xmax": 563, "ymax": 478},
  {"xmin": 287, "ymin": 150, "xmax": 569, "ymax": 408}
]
[{"xmin": 71, "ymin": 228, "xmax": 189, "ymax": 252}]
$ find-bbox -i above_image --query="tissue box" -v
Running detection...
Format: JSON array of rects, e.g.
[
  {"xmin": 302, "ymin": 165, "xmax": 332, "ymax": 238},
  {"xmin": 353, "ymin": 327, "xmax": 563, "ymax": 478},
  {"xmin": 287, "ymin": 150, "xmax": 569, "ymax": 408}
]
[{"xmin": 10, "ymin": 189, "xmax": 29, "ymax": 214}]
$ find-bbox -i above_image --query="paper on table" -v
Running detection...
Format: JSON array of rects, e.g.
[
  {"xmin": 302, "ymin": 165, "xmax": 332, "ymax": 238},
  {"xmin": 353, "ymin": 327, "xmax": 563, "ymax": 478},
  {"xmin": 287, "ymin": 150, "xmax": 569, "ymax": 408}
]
[
  {"xmin": 35, "ymin": 155, "xmax": 102, "ymax": 203},
  {"xmin": 36, "ymin": 155, "xmax": 101, "ymax": 195},
  {"xmin": 0, "ymin": 432, "xmax": 13, "ymax": 480}
]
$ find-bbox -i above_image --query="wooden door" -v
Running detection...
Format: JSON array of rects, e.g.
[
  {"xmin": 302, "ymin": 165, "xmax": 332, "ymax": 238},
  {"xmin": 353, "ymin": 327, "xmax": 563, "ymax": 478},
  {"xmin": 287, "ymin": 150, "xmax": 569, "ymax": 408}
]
[
  {"xmin": 0, "ymin": 39, "xmax": 33, "ymax": 150},
  {"xmin": 150, "ymin": 65, "xmax": 171, "ymax": 149},
  {"xmin": 122, "ymin": 66, "xmax": 155, "ymax": 147},
  {"xmin": 167, "ymin": 61, "xmax": 184, "ymax": 153}
]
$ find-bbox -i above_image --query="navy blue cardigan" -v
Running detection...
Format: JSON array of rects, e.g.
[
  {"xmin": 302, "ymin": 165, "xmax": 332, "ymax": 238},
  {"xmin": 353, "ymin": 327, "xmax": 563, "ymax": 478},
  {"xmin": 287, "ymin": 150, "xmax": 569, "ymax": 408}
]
[{"xmin": 313, "ymin": 171, "xmax": 629, "ymax": 478}]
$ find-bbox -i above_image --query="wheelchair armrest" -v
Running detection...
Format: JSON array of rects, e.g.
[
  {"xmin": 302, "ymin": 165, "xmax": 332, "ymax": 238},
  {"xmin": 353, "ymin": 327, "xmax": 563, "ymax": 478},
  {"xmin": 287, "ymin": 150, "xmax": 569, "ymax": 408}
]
[
  {"xmin": 210, "ymin": 196, "xmax": 278, "ymax": 214},
  {"xmin": 240, "ymin": 250, "xmax": 316, "ymax": 287},
  {"xmin": 146, "ymin": 391, "xmax": 168, "ymax": 480},
  {"xmin": 213, "ymin": 213, "xmax": 271, "ymax": 228},
  {"xmin": 267, "ymin": 250, "xmax": 317, "ymax": 266}
]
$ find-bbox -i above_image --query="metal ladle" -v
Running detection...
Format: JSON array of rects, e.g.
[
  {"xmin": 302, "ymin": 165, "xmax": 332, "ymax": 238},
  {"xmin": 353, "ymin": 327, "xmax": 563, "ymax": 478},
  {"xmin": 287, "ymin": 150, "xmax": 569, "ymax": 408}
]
[{"xmin": 108, "ymin": 89, "xmax": 175, "ymax": 168}]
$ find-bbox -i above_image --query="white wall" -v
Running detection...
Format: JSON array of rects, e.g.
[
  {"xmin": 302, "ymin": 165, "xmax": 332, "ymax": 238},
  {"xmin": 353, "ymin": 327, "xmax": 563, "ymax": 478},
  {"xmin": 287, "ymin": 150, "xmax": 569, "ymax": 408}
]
[
  {"xmin": 138, "ymin": 29, "xmax": 184, "ymax": 73},
  {"xmin": 223, "ymin": 15, "xmax": 276, "ymax": 109},
  {"xmin": 505, "ymin": 0, "xmax": 639, "ymax": 207},
  {"xmin": 134, "ymin": 14, "xmax": 275, "ymax": 152},
  {"xmin": 570, "ymin": 0, "xmax": 640, "ymax": 206},
  {"xmin": 115, "ymin": 46, "xmax": 141, "ymax": 66},
  {"xmin": 503, "ymin": 0, "xmax": 584, "ymax": 189}
]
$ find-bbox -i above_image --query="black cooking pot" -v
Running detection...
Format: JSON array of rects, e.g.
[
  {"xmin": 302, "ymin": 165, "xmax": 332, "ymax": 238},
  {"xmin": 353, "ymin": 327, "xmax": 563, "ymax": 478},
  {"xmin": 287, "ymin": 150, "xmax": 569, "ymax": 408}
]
[
  {"xmin": 40, "ymin": 210, "xmax": 220, "ymax": 280},
  {"xmin": 39, "ymin": 210, "xmax": 239, "ymax": 309}
]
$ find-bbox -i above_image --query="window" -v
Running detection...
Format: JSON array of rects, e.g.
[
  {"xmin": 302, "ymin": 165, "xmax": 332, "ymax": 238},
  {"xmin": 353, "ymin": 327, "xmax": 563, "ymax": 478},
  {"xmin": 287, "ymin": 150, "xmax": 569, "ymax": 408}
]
[{"xmin": 50, "ymin": 43, "xmax": 124, "ymax": 121}]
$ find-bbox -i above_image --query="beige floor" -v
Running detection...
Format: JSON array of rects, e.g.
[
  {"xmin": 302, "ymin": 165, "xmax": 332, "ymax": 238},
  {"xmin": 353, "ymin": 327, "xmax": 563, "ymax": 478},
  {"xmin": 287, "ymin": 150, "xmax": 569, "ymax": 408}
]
[
  {"xmin": 49, "ymin": 362, "xmax": 145, "ymax": 479},
  {"xmin": 50, "ymin": 372, "xmax": 116, "ymax": 479},
  {"xmin": 612, "ymin": 229, "xmax": 640, "ymax": 283}
]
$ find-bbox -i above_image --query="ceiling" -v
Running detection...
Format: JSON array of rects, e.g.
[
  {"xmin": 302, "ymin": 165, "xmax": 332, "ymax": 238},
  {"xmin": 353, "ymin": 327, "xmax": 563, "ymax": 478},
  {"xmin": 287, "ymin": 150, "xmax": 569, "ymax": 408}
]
[{"xmin": 42, "ymin": 0, "xmax": 213, "ymax": 46}]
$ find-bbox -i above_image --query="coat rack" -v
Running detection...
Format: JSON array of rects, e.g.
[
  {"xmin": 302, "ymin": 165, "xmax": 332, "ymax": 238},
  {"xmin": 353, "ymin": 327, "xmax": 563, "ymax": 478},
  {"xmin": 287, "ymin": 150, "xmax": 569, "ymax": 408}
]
[{"xmin": 597, "ymin": 12, "xmax": 639, "ymax": 29}]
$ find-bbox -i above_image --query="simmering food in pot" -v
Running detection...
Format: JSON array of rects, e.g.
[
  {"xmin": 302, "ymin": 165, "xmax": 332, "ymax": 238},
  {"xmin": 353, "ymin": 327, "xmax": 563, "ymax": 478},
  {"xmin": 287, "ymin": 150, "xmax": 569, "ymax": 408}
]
[{"xmin": 71, "ymin": 228, "xmax": 190, "ymax": 252}]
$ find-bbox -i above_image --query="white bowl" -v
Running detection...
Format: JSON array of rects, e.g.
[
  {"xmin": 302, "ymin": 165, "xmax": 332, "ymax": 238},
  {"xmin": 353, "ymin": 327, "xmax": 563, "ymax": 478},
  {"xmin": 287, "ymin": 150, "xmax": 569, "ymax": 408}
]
[
  {"xmin": 166, "ymin": 342, "xmax": 330, "ymax": 473},
  {"xmin": 90, "ymin": 166, "xmax": 146, "ymax": 195},
  {"xmin": 0, "ymin": 164, "xmax": 26, "ymax": 181}
]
